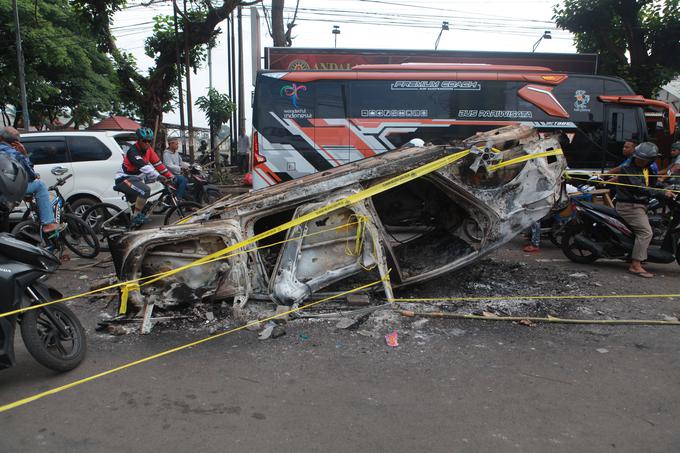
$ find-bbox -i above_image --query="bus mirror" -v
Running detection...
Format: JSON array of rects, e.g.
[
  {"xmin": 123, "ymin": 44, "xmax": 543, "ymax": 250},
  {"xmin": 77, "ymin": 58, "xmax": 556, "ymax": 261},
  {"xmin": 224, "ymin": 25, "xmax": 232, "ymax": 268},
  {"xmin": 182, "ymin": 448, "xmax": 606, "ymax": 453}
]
[{"xmin": 663, "ymin": 105, "xmax": 677, "ymax": 136}]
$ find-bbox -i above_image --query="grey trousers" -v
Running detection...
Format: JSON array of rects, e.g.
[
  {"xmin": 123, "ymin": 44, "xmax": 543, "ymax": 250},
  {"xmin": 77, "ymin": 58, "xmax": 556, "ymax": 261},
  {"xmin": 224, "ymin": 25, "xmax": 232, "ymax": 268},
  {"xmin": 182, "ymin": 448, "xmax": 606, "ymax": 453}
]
[{"xmin": 616, "ymin": 202, "xmax": 653, "ymax": 261}]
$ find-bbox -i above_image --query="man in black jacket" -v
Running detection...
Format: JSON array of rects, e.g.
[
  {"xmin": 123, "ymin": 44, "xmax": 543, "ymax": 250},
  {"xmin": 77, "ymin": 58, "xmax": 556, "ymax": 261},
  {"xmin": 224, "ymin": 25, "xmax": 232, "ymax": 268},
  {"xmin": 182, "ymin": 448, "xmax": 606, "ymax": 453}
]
[{"xmin": 615, "ymin": 142, "xmax": 660, "ymax": 278}]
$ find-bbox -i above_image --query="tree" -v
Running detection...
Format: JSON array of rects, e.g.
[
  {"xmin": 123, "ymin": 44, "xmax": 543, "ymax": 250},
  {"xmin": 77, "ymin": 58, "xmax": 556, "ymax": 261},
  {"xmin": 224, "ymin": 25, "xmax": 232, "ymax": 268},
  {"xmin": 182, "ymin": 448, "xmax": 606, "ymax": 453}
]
[
  {"xmin": 554, "ymin": 0, "xmax": 680, "ymax": 97},
  {"xmin": 0, "ymin": 0, "xmax": 120, "ymax": 128},
  {"xmin": 195, "ymin": 88, "xmax": 236, "ymax": 150},
  {"xmin": 73, "ymin": 0, "xmax": 260, "ymax": 128},
  {"xmin": 266, "ymin": 0, "xmax": 300, "ymax": 47}
]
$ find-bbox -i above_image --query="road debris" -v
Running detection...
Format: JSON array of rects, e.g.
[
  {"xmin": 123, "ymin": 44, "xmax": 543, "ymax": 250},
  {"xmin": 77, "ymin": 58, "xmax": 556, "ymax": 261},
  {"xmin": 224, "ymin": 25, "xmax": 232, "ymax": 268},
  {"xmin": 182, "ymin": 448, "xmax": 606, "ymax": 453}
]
[{"xmin": 385, "ymin": 331, "xmax": 399, "ymax": 347}]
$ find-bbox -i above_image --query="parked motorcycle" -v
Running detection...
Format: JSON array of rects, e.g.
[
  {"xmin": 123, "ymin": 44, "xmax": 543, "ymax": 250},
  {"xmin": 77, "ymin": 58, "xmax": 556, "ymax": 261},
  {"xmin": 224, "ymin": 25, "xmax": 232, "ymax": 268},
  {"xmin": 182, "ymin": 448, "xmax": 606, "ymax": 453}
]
[
  {"xmin": 561, "ymin": 196, "xmax": 680, "ymax": 266},
  {"xmin": 185, "ymin": 163, "xmax": 221, "ymax": 205},
  {"xmin": 0, "ymin": 233, "xmax": 86, "ymax": 371}
]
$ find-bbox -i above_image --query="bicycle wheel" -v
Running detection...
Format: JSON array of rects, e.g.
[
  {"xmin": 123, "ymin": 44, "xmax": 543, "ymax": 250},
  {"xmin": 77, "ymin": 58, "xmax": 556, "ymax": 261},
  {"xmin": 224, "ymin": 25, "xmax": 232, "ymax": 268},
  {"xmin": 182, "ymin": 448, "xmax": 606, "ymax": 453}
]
[
  {"xmin": 82, "ymin": 203, "xmax": 130, "ymax": 241},
  {"xmin": 163, "ymin": 201, "xmax": 202, "ymax": 225},
  {"xmin": 60, "ymin": 213, "xmax": 100, "ymax": 258}
]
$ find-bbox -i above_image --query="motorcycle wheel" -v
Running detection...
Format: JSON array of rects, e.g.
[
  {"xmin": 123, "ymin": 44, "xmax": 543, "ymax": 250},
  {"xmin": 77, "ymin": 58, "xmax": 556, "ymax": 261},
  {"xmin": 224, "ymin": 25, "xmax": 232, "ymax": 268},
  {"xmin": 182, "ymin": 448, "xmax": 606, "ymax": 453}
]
[
  {"xmin": 20, "ymin": 304, "xmax": 86, "ymax": 372},
  {"xmin": 11, "ymin": 220, "xmax": 44, "ymax": 247},
  {"xmin": 561, "ymin": 224, "xmax": 599, "ymax": 264},
  {"xmin": 163, "ymin": 201, "xmax": 202, "ymax": 225},
  {"xmin": 205, "ymin": 189, "xmax": 221, "ymax": 205},
  {"xmin": 548, "ymin": 222, "xmax": 569, "ymax": 247}
]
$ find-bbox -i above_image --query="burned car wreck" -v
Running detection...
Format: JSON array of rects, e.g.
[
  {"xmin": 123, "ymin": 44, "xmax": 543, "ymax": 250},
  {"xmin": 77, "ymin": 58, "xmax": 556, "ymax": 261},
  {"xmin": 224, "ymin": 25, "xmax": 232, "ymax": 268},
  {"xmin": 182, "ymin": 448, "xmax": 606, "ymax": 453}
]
[{"xmin": 109, "ymin": 126, "xmax": 566, "ymax": 324}]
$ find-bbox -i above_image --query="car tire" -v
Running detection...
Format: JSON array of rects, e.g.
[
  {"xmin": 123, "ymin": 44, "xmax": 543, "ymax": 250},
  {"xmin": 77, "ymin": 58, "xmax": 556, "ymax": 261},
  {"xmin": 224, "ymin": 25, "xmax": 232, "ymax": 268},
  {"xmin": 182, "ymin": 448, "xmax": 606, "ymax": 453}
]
[{"xmin": 70, "ymin": 197, "xmax": 99, "ymax": 222}]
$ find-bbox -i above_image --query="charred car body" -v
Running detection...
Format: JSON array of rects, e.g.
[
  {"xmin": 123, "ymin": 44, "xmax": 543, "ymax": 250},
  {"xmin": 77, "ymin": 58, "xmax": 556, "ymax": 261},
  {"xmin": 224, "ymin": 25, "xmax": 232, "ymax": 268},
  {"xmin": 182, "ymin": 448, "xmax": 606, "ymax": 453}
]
[{"xmin": 110, "ymin": 126, "xmax": 566, "ymax": 317}]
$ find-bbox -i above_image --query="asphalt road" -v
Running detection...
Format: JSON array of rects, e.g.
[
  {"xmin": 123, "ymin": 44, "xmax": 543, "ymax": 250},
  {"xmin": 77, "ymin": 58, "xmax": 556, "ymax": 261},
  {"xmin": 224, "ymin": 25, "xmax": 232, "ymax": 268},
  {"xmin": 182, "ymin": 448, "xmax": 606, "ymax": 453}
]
[{"xmin": 1, "ymin": 237, "xmax": 679, "ymax": 452}]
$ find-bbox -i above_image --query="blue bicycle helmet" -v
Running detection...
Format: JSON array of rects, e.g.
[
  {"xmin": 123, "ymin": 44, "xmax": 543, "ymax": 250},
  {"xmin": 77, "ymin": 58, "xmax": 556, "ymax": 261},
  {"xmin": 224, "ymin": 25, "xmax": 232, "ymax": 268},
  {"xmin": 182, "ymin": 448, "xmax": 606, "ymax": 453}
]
[{"xmin": 136, "ymin": 127, "xmax": 154, "ymax": 141}]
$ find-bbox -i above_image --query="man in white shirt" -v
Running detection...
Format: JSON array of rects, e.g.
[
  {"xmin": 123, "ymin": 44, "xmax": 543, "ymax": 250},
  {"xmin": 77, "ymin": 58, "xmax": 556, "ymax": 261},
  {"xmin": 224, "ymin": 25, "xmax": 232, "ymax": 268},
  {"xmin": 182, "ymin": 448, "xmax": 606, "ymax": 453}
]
[
  {"xmin": 237, "ymin": 127, "xmax": 250, "ymax": 173},
  {"xmin": 162, "ymin": 136, "xmax": 188, "ymax": 199}
]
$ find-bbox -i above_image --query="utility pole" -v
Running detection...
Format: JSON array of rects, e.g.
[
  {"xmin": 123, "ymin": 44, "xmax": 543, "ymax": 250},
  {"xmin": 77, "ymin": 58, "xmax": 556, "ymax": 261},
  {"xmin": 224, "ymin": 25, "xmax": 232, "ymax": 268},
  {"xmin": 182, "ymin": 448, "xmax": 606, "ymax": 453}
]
[
  {"xmin": 207, "ymin": 44, "xmax": 214, "ymax": 151},
  {"xmin": 172, "ymin": 0, "xmax": 186, "ymax": 155},
  {"xmin": 230, "ymin": 11, "xmax": 237, "ymax": 162},
  {"xmin": 237, "ymin": 6, "xmax": 245, "ymax": 139},
  {"xmin": 208, "ymin": 46, "xmax": 213, "ymax": 91},
  {"xmin": 12, "ymin": 0, "xmax": 29, "ymax": 131},
  {"xmin": 226, "ymin": 16, "xmax": 233, "ymax": 162},
  {"xmin": 183, "ymin": 0, "xmax": 195, "ymax": 163}
]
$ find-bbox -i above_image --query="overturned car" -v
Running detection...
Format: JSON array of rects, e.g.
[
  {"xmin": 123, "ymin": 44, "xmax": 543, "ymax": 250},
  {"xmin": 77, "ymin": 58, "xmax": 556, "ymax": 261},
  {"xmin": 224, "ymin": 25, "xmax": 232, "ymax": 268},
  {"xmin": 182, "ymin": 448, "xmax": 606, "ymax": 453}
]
[{"xmin": 110, "ymin": 126, "xmax": 566, "ymax": 319}]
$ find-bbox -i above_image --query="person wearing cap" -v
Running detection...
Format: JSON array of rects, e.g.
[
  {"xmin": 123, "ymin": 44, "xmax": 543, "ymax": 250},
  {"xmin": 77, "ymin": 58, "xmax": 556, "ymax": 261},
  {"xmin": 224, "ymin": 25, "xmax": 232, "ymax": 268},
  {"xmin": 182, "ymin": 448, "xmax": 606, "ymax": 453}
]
[
  {"xmin": 659, "ymin": 141, "xmax": 680, "ymax": 185},
  {"xmin": 606, "ymin": 139, "xmax": 659, "ymax": 178},
  {"xmin": 0, "ymin": 127, "xmax": 64, "ymax": 234},
  {"xmin": 162, "ymin": 136, "xmax": 188, "ymax": 199},
  {"xmin": 615, "ymin": 142, "xmax": 664, "ymax": 278}
]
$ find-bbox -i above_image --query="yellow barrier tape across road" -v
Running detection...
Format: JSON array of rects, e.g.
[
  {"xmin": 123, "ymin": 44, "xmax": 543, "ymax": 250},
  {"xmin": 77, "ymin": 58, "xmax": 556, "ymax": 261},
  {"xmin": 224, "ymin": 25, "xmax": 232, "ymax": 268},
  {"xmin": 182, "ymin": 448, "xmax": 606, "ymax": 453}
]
[
  {"xmin": 0, "ymin": 220, "xmax": 364, "ymax": 319},
  {"xmin": 565, "ymin": 174, "xmax": 680, "ymax": 194},
  {"xmin": 0, "ymin": 277, "xmax": 387, "ymax": 414},
  {"xmin": 141, "ymin": 148, "xmax": 473, "ymax": 286},
  {"xmin": 388, "ymin": 293, "xmax": 680, "ymax": 303},
  {"xmin": 397, "ymin": 310, "xmax": 680, "ymax": 326},
  {"xmin": 0, "ymin": 146, "xmax": 567, "ymax": 318},
  {"xmin": 488, "ymin": 148, "xmax": 563, "ymax": 171}
]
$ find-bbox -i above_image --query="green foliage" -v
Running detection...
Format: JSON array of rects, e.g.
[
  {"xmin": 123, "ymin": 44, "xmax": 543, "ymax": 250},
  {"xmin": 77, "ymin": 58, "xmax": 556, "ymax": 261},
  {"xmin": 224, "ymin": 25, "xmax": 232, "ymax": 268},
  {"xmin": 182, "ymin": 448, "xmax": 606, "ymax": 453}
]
[
  {"xmin": 554, "ymin": 0, "xmax": 680, "ymax": 97},
  {"xmin": 195, "ymin": 88, "xmax": 236, "ymax": 132},
  {"xmin": 0, "ymin": 0, "xmax": 120, "ymax": 127},
  {"xmin": 145, "ymin": 13, "xmax": 216, "ymax": 72}
]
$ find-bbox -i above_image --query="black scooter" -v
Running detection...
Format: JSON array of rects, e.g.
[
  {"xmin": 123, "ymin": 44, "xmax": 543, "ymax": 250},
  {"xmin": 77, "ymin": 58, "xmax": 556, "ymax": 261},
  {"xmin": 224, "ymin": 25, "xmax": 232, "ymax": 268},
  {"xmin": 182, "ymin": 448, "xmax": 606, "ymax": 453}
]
[
  {"xmin": 561, "ymin": 196, "xmax": 680, "ymax": 266},
  {"xmin": 0, "ymin": 233, "xmax": 86, "ymax": 371},
  {"xmin": 185, "ymin": 163, "xmax": 221, "ymax": 205}
]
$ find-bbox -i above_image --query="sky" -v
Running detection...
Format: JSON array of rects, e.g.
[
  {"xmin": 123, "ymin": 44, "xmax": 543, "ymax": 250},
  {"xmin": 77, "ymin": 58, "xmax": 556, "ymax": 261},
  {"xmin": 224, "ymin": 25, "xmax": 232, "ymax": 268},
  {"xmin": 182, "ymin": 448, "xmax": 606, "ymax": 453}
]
[{"xmin": 112, "ymin": 0, "xmax": 575, "ymax": 129}]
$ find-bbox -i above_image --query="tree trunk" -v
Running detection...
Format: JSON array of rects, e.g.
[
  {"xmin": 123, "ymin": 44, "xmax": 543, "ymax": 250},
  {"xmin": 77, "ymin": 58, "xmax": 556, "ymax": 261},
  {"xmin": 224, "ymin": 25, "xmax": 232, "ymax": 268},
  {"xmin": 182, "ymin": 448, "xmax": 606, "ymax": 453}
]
[{"xmin": 271, "ymin": 0, "xmax": 286, "ymax": 47}]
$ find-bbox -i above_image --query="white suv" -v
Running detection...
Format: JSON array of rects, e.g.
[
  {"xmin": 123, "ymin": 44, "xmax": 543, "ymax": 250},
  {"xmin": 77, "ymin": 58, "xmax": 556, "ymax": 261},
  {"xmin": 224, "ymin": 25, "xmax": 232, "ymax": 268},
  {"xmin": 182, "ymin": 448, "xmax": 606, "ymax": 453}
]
[{"xmin": 20, "ymin": 130, "xmax": 137, "ymax": 216}]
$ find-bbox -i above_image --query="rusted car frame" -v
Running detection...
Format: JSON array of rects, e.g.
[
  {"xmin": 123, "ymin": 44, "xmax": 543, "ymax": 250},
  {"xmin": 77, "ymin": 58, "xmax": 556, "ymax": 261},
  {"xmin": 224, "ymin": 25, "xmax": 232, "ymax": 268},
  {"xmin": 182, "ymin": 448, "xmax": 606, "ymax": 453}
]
[{"xmin": 110, "ymin": 126, "xmax": 566, "ymax": 318}]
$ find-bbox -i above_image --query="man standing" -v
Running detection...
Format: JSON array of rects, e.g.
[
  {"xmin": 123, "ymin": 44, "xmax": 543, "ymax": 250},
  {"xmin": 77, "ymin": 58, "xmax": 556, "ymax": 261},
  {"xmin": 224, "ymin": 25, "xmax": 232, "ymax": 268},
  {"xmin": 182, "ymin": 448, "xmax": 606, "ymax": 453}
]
[
  {"xmin": 0, "ymin": 127, "xmax": 62, "ymax": 233},
  {"xmin": 237, "ymin": 127, "xmax": 250, "ymax": 173},
  {"xmin": 162, "ymin": 136, "xmax": 188, "ymax": 199},
  {"xmin": 615, "ymin": 142, "xmax": 662, "ymax": 278}
]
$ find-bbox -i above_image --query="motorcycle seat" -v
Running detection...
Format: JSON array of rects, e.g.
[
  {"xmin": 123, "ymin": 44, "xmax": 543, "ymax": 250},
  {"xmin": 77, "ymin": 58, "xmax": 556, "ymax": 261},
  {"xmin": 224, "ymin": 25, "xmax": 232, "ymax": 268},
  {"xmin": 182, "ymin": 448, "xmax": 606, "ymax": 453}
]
[{"xmin": 579, "ymin": 201, "xmax": 620, "ymax": 218}]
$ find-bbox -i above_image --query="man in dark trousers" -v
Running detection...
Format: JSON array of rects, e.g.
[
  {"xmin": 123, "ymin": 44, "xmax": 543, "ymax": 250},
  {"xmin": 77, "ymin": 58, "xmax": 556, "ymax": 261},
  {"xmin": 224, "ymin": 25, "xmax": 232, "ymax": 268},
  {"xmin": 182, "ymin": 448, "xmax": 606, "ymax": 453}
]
[{"xmin": 615, "ymin": 142, "xmax": 663, "ymax": 278}]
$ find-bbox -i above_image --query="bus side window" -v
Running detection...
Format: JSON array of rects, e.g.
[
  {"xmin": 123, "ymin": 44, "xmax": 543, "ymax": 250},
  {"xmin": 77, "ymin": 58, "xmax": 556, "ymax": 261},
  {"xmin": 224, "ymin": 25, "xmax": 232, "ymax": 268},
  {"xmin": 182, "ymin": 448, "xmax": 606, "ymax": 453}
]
[
  {"xmin": 609, "ymin": 111, "xmax": 624, "ymax": 142},
  {"xmin": 315, "ymin": 82, "xmax": 350, "ymax": 165}
]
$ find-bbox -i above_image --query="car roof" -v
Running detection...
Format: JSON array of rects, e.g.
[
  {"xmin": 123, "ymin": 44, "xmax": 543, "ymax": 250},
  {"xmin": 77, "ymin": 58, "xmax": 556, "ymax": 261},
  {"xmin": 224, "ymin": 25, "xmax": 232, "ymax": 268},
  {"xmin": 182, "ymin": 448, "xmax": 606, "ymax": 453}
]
[{"xmin": 21, "ymin": 130, "xmax": 134, "ymax": 138}]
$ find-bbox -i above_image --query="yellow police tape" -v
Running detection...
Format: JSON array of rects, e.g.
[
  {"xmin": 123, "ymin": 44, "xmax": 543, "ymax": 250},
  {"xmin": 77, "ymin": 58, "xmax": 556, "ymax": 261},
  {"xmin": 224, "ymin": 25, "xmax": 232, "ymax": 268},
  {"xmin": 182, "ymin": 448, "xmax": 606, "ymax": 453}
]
[
  {"xmin": 0, "ymin": 219, "xmax": 365, "ymax": 319},
  {"xmin": 397, "ymin": 310, "xmax": 680, "ymax": 325},
  {"xmin": 0, "ymin": 145, "xmax": 473, "ymax": 319},
  {"xmin": 138, "ymin": 148, "xmax": 472, "ymax": 287},
  {"xmin": 488, "ymin": 148, "xmax": 562, "ymax": 171},
  {"xmin": 0, "ymin": 145, "xmax": 566, "ymax": 412},
  {"xmin": 564, "ymin": 174, "xmax": 680, "ymax": 194},
  {"xmin": 388, "ymin": 293, "xmax": 680, "ymax": 303},
  {"xmin": 0, "ymin": 277, "xmax": 388, "ymax": 414}
]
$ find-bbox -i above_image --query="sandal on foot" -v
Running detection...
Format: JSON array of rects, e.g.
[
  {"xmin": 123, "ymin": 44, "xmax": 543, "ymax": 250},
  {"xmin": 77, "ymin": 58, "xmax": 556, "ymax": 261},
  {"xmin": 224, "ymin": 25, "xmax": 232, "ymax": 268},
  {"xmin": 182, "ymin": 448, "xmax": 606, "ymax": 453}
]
[{"xmin": 628, "ymin": 270, "xmax": 653, "ymax": 278}]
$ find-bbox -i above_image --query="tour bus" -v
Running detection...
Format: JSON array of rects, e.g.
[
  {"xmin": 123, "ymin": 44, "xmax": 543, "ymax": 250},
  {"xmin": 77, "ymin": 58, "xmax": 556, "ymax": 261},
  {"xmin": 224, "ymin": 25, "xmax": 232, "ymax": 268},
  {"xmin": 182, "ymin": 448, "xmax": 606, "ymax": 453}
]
[{"xmin": 251, "ymin": 63, "xmax": 676, "ymax": 189}]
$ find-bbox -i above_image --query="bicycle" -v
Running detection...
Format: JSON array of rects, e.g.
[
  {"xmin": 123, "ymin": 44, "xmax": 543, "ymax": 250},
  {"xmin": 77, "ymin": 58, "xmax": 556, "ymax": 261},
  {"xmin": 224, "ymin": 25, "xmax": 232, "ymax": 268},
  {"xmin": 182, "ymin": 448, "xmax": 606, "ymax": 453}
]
[
  {"xmin": 11, "ymin": 174, "xmax": 100, "ymax": 259},
  {"xmin": 81, "ymin": 181, "xmax": 201, "ymax": 240}
]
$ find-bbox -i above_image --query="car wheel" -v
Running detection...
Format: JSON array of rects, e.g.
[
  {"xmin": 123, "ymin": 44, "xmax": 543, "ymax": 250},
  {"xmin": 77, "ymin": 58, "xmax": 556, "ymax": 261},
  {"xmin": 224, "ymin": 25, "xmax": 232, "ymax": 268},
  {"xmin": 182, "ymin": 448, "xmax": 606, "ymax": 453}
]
[{"xmin": 70, "ymin": 197, "xmax": 99, "ymax": 223}]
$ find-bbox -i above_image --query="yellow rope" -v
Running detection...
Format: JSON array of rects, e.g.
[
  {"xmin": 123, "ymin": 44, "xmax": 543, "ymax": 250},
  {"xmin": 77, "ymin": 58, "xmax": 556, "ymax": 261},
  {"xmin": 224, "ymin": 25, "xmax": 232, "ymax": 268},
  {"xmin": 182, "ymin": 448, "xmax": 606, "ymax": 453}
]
[{"xmin": 0, "ymin": 277, "xmax": 388, "ymax": 414}]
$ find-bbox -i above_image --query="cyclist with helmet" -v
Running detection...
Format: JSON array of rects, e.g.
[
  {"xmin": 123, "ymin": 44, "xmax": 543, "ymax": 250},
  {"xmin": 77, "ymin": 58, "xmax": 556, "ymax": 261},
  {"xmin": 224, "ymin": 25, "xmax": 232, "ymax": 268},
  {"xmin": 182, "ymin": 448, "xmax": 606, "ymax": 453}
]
[
  {"xmin": 615, "ymin": 142, "xmax": 667, "ymax": 278},
  {"xmin": 114, "ymin": 127, "xmax": 174, "ymax": 225},
  {"xmin": 0, "ymin": 127, "xmax": 63, "ymax": 234}
]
